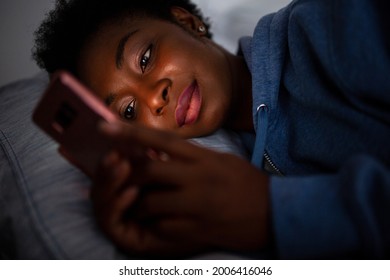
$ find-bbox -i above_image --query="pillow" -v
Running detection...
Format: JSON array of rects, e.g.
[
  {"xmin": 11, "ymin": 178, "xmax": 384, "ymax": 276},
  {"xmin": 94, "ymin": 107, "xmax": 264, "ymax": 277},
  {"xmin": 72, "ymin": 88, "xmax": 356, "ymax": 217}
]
[{"xmin": 0, "ymin": 72, "xmax": 249, "ymax": 259}]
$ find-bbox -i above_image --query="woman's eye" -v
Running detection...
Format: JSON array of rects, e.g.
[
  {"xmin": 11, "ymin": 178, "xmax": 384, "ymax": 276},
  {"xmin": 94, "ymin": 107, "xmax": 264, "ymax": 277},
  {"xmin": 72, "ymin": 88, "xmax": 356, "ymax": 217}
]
[
  {"xmin": 140, "ymin": 45, "xmax": 152, "ymax": 73},
  {"xmin": 123, "ymin": 99, "xmax": 136, "ymax": 120}
]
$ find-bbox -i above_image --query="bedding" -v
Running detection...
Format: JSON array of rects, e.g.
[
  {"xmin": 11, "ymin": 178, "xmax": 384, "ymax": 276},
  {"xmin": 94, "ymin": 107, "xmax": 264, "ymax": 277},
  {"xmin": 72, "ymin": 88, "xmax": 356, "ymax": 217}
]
[{"xmin": 0, "ymin": 72, "xmax": 248, "ymax": 259}]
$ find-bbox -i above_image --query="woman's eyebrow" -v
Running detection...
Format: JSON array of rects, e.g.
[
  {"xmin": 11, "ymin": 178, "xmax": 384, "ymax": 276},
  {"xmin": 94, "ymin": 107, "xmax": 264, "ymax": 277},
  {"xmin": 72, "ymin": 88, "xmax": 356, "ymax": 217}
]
[
  {"xmin": 116, "ymin": 29, "xmax": 139, "ymax": 69},
  {"xmin": 105, "ymin": 93, "xmax": 117, "ymax": 106}
]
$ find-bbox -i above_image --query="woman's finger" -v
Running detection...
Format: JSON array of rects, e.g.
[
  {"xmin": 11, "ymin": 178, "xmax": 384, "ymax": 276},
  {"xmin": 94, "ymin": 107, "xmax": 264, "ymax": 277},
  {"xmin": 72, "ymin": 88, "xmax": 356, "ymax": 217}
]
[
  {"xmin": 99, "ymin": 121, "xmax": 206, "ymax": 160},
  {"xmin": 108, "ymin": 215, "xmax": 207, "ymax": 258},
  {"xmin": 135, "ymin": 189, "xmax": 197, "ymax": 219},
  {"xmin": 91, "ymin": 151, "xmax": 132, "ymax": 207},
  {"xmin": 97, "ymin": 186, "xmax": 139, "ymax": 230}
]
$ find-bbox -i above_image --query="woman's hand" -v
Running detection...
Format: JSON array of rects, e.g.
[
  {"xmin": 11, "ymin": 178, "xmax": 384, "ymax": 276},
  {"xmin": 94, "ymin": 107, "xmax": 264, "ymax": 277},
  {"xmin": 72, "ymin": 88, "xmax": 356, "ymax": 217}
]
[{"xmin": 91, "ymin": 121, "xmax": 271, "ymax": 257}]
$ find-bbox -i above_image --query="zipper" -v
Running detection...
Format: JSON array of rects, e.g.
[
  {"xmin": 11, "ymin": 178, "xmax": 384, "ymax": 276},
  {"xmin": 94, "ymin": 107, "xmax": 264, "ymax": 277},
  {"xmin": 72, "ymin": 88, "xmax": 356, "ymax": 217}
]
[{"xmin": 263, "ymin": 152, "xmax": 283, "ymax": 176}]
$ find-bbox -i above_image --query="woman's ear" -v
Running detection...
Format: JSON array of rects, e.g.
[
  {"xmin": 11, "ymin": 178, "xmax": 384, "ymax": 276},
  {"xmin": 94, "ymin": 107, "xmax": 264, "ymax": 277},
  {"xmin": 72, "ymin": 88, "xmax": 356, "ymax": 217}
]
[{"xmin": 170, "ymin": 6, "xmax": 207, "ymax": 36}]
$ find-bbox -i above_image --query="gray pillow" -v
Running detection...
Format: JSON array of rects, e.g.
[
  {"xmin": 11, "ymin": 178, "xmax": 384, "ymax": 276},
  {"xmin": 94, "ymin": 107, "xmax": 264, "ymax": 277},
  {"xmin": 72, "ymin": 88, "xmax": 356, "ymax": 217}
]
[{"xmin": 0, "ymin": 72, "xmax": 248, "ymax": 259}]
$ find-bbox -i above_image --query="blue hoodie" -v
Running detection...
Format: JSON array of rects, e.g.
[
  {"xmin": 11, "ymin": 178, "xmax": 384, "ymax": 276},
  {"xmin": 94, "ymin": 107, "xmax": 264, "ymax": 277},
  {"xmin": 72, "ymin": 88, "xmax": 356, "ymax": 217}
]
[{"xmin": 240, "ymin": 0, "xmax": 390, "ymax": 259}]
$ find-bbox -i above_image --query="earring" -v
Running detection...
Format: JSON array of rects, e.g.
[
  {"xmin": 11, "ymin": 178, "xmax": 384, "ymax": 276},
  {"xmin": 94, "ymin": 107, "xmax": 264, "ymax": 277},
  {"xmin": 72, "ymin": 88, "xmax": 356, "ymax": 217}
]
[{"xmin": 198, "ymin": 25, "xmax": 206, "ymax": 34}]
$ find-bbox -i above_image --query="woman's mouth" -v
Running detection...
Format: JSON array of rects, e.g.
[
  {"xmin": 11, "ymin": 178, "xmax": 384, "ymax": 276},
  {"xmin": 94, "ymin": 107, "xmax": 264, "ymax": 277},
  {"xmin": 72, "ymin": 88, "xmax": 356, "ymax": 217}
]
[{"xmin": 175, "ymin": 81, "xmax": 202, "ymax": 127}]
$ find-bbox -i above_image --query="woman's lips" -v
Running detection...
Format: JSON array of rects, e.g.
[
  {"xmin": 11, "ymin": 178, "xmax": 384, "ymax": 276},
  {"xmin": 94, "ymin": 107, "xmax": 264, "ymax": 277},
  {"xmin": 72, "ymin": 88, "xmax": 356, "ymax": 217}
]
[{"xmin": 175, "ymin": 81, "xmax": 202, "ymax": 127}]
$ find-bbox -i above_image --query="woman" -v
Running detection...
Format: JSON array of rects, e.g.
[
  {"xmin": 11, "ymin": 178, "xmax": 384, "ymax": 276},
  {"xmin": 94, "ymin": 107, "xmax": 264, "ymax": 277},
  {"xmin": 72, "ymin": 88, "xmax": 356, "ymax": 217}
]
[{"xmin": 33, "ymin": 0, "xmax": 390, "ymax": 258}]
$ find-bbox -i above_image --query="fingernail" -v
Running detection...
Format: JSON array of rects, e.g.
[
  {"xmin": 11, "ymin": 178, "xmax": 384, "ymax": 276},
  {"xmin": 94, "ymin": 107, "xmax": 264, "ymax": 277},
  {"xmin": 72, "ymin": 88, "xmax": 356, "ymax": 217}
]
[
  {"xmin": 112, "ymin": 158, "xmax": 130, "ymax": 178},
  {"xmin": 125, "ymin": 186, "xmax": 139, "ymax": 197},
  {"xmin": 102, "ymin": 150, "xmax": 119, "ymax": 167},
  {"xmin": 98, "ymin": 120, "xmax": 121, "ymax": 135}
]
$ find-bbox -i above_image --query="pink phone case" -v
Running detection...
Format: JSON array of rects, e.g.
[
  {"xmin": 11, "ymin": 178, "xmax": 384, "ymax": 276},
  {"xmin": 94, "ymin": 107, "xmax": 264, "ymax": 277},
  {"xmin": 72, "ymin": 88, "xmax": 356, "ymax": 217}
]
[{"xmin": 33, "ymin": 71, "xmax": 118, "ymax": 177}]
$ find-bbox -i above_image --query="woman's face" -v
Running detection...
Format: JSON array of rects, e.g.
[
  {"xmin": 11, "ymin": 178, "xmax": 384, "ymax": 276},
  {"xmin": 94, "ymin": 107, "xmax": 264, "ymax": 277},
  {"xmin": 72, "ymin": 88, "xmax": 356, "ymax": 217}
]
[{"xmin": 77, "ymin": 9, "xmax": 236, "ymax": 138}]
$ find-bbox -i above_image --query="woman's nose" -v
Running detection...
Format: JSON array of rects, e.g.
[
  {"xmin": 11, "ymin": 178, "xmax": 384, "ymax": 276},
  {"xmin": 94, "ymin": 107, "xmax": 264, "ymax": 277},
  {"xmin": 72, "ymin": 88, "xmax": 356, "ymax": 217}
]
[{"xmin": 146, "ymin": 83, "xmax": 170, "ymax": 116}]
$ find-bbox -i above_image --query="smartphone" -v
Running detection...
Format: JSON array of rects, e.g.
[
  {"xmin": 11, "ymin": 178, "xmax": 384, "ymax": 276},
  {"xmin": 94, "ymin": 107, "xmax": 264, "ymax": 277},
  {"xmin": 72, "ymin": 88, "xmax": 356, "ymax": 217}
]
[{"xmin": 33, "ymin": 70, "xmax": 118, "ymax": 177}]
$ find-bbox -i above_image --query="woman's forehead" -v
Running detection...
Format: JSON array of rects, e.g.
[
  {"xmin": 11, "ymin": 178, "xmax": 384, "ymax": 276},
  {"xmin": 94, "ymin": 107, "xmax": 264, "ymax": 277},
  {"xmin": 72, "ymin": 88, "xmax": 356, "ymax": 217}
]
[{"xmin": 77, "ymin": 17, "xmax": 179, "ymax": 81}]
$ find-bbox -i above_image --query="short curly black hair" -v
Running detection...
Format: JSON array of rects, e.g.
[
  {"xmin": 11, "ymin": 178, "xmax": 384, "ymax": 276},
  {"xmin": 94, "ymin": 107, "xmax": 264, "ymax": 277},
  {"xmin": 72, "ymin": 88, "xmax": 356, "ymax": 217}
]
[{"xmin": 32, "ymin": 0, "xmax": 211, "ymax": 75}]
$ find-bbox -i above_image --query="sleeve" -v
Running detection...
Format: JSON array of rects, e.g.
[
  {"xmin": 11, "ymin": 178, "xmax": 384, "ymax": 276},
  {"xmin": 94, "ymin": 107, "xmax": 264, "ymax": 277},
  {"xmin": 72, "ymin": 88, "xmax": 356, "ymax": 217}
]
[
  {"xmin": 268, "ymin": 0, "xmax": 390, "ymax": 259},
  {"xmin": 271, "ymin": 155, "xmax": 390, "ymax": 259},
  {"xmin": 270, "ymin": 0, "xmax": 390, "ymax": 259},
  {"xmin": 289, "ymin": 0, "xmax": 390, "ymax": 116}
]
